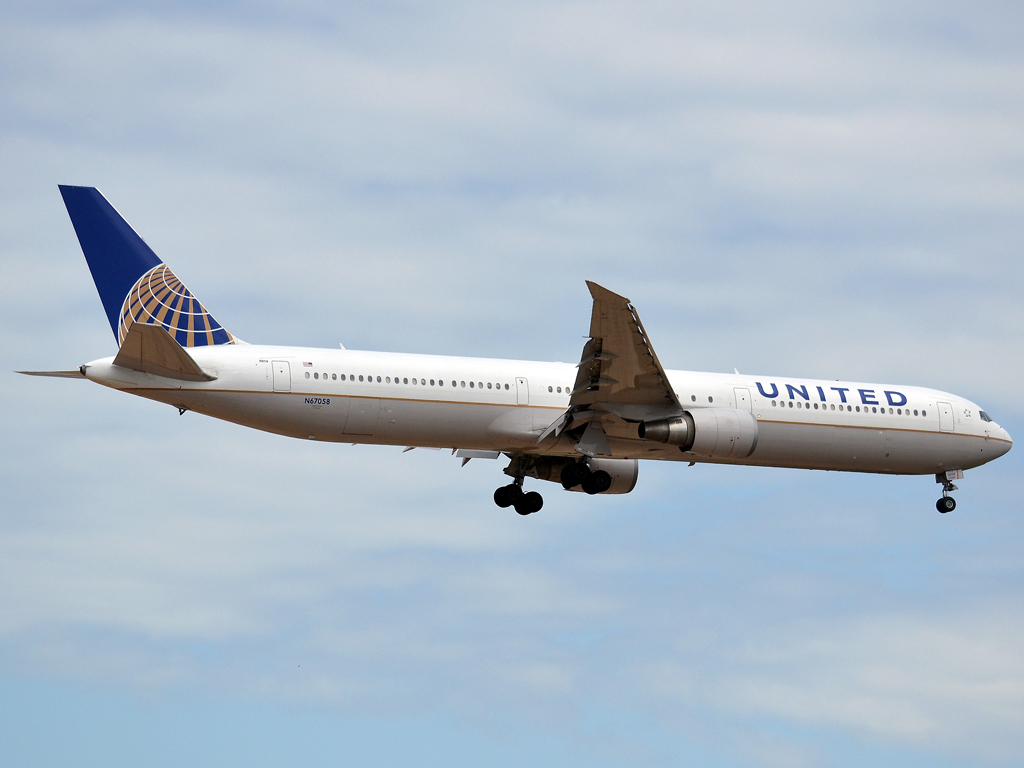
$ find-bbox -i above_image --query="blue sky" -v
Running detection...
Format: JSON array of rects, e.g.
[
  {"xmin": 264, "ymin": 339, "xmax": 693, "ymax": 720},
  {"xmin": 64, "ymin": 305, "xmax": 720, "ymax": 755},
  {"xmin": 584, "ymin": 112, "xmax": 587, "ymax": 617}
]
[{"xmin": 2, "ymin": 2, "xmax": 1023, "ymax": 766}]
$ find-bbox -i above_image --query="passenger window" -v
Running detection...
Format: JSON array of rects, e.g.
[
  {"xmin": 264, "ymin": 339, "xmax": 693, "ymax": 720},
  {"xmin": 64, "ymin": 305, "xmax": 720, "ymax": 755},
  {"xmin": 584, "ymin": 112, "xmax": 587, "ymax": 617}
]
[
  {"xmin": 557, "ymin": 386, "xmax": 561, "ymax": 393},
  {"xmin": 470, "ymin": 381, "xmax": 474, "ymax": 388},
  {"xmin": 386, "ymin": 377, "xmax": 391, "ymax": 383},
  {"xmin": 487, "ymin": 383, "xmax": 493, "ymax": 389},
  {"xmin": 305, "ymin": 371, "xmax": 310, "ymax": 379},
  {"xmin": 872, "ymin": 407, "xmax": 876, "ymax": 413},
  {"xmin": 341, "ymin": 374, "xmax": 346, "ymax": 381},
  {"xmin": 358, "ymin": 375, "xmax": 363, "ymax": 382},
  {"xmin": 548, "ymin": 386, "xmax": 553, "ymax": 393},
  {"xmin": 788, "ymin": 401, "xmax": 793, "ymax": 408},
  {"xmin": 813, "ymin": 403, "xmax": 818, "ymax": 409},
  {"xmin": 771, "ymin": 400, "xmax": 777, "ymax": 407},
  {"xmin": 461, "ymin": 381, "xmax": 466, "ymax": 388},
  {"xmin": 922, "ymin": 410, "xmax": 927, "ymax": 417},
  {"xmin": 430, "ymin": 379, "xmax": 435, "ymax": 386},
  {"xmin": 830, "ymin": 404, "xmax": 835, "ymax": 410},
  {"xmin": 504, "ymin": 383, "xmax": 509, "ymax": 390},
  {"xmin": 332, "ymin": 373, "xmax": 337, "ymax": 380},
  {"xmin": 313, "ymin": 372, "xmax": 319, "ymax": 379},
  {"xmin": 691, "ymin": 395, "xmax": 696, "ymax": 402},
  {"xmin": 708, "ymin": 396, "xmax": 713, "ymax": 403}
]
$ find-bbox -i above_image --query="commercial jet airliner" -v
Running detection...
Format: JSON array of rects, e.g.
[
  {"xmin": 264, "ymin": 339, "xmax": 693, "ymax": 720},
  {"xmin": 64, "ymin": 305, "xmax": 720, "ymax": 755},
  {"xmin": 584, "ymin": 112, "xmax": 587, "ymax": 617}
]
[{"xmin": 21, "ymin": 186, "xmax": 1012, "ymax": 515}]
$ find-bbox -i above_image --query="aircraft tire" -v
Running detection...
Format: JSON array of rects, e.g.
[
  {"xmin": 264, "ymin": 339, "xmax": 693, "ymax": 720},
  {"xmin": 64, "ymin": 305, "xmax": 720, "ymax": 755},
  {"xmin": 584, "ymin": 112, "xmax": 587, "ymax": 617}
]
[
  {"xmin": 582, "ymin": 470, "xmax": 612, "ymax": 495},
  {"xmin": 937, "ymin": 497, "xmax": 956, "ymax": 513},
  {"xmin": 494, "ymin": 486, "xmax": 513, "ymax": 508},
  {"xmin": 515, "ymin": 491, "xmax": 543, "ymax": 515},
  {"xmin": 561, "ymin": 463, "xmax": 589, "ymax": 490}
]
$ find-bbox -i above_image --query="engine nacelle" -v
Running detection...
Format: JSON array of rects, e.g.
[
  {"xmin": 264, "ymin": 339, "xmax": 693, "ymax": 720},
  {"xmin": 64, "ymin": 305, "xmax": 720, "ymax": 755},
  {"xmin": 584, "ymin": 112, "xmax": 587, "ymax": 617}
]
[
  {"xmin": 528, "ymin": 456, "xmax": 639, "ymax": 494},
  {"xmin": 639, "ymin": 408, "xmax": 759, "ymax": 459}
]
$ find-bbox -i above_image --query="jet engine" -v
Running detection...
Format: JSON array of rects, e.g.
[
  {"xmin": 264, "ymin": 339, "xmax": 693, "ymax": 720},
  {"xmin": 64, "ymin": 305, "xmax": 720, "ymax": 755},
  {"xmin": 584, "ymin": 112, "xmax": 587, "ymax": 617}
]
[{"xmin": 639, "ymin": 408, "xmax": 759, "ymax": 458}]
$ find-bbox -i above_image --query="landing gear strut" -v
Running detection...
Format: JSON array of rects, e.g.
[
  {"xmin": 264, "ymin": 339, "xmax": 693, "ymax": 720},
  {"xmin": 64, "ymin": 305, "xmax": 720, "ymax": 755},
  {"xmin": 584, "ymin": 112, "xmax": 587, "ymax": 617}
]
[
  {"xmin": 560, "ymin": 461, "xmax": 612, "ymax": 495},
  {"xmin": 935, "ymin": 470, "xmax": 962, "ymax": 513},
  {"xmin": 494, "ymin": 476, "xmax": 543, "ymax": 515}
]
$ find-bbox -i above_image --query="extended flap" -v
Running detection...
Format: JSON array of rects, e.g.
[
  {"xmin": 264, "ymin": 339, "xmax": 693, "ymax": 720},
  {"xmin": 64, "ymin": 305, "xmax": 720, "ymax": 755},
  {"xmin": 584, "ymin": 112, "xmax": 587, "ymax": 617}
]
[{"xmin": 113, "ymin": 323, "xmax": 216, "ymax": 382}]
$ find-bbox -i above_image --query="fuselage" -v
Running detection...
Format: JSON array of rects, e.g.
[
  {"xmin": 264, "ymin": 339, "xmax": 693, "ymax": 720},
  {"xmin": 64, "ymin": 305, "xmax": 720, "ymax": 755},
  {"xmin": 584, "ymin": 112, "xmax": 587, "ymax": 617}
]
[{"xmin": 82, "ymin": 344, "xmax": 1012, "ymax": 477}]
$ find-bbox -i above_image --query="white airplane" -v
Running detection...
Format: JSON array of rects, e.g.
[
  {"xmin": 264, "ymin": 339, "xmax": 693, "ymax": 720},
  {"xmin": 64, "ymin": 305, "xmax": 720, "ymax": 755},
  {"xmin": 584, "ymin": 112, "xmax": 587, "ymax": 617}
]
[{"xmin": 21, "ymin": 186, "xmax": 1012, "ymax": 515}]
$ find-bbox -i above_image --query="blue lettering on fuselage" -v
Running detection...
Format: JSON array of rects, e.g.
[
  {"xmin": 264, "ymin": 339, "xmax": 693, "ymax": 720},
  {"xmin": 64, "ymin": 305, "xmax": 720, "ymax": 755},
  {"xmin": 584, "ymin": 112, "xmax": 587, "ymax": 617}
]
[
  {"xmin": 754, "ymin": 381, "xmax": 906, "ymax": 407},
  {"xmin": 786, "ymin": 384, "xmax": 809, "ymax": 401},
  {"xmin": 858, "ymin": 389, "xmax": 879, "ymax": 405},
  {"xmin": 831, "ymin": 387, "xmax": 850, "ymax": 403},
  {"xmin": 885, "ymin": 390, "xmax": 908, "ymax": 406}
]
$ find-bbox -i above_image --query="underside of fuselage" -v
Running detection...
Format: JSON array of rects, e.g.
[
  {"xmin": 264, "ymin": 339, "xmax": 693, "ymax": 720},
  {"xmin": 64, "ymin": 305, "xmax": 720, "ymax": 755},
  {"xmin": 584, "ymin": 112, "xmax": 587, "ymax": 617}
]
[{"xmin": 125, "ymin": 383, "xmax": 1004, "ymax": 477}]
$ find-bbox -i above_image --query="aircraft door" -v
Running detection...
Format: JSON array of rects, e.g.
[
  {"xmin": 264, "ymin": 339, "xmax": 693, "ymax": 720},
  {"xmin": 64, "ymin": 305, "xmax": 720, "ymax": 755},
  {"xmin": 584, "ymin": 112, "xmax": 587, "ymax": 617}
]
[
  {"xmin": 516, "ymin": 377, "xmax": 529, "ymax": 405},
  {"xmin": 734, "ymin": 387, "xmax": 751, "ymax": 412},
  {"xmin": 272, "ymin": 361, "xmax": 291, "ymax": 392},
  {"xmin": 938, "ymin": 401, "xmax": 954, "ymax": 432}
]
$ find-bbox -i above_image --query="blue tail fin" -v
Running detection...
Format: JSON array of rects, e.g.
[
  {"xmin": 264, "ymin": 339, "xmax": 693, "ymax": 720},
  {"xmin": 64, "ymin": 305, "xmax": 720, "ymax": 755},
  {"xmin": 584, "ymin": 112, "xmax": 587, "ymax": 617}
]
[{"xmin": 59, "ymin": 185, "xmax": 234, "ymax": 347}]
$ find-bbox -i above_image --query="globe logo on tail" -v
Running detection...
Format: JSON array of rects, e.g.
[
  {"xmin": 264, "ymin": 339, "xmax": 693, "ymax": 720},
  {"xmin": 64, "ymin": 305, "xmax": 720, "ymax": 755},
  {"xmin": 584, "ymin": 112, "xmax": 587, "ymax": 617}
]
[{"xmin": 118, "ymin": 264, "xmax": 234, "ymax": 347}]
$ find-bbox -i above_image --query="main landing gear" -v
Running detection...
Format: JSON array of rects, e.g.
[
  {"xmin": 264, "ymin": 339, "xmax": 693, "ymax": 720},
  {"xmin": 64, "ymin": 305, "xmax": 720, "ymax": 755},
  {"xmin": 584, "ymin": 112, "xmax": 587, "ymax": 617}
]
[
  {"xmin": 560, "ymin": 461, "xmax": 612, "ymax": 495},
  {"xmin": 935, "ymin": 470, "xmax": 962, "ymax": 513},
  {"xmin": 494, "ymin": 478, "xmax": 544, "ymax": 516}
]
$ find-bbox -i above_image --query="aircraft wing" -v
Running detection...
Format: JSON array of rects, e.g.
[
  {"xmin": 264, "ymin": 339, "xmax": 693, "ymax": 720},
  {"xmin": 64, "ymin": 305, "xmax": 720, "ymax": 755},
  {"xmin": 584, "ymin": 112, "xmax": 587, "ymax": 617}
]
[{"xmin": 540, "ymin": 282, "xmax": 683, "ymax": 456}]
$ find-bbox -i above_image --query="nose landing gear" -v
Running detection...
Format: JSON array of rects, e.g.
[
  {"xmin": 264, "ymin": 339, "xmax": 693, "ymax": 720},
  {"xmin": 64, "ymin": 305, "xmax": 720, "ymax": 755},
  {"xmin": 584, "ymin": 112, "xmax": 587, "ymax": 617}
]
[{"xmin": 935, "ymin": 470, "xmax": 962, "ymax": 513}]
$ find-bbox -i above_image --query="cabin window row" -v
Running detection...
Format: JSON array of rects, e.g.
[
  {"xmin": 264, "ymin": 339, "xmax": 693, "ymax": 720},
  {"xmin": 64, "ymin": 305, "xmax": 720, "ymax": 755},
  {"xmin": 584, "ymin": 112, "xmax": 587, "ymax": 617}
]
[
  {"xmin": 770, "ymin": 400, "xmax": 926, "ymax": 416},
  {"xmin": 304, "ymin": 370, "xmax": 511, "ymax": 390}
]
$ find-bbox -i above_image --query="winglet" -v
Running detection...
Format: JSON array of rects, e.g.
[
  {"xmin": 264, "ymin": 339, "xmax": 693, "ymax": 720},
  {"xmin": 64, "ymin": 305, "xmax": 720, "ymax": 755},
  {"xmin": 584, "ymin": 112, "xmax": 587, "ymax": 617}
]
[{"xmin": 113, "ymin": 323, "xmax": 216, "ymax": 381}]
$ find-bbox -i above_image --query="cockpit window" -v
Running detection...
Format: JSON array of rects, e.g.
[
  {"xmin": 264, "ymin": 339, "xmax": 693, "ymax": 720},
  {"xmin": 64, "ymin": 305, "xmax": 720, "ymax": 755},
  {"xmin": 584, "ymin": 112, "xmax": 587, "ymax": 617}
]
[{"xmin": 979, "ymin": 410, "xmax": 993, "ymax": 422}]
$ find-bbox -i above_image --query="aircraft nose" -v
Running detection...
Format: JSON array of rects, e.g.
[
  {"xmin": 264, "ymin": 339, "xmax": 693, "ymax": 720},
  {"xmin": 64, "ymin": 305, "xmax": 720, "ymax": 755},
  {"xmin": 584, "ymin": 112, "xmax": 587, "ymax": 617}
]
[{"xmin": 998, "ymin": 426, "xmax": 1012, "ymax": 456}]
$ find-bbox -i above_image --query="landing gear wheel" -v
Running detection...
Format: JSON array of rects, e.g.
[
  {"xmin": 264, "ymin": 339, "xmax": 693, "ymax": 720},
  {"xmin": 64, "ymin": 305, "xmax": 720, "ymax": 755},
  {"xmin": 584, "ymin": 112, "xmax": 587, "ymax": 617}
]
[
  {"xmin": 514, "ymin": 491, "xmax": 544, "ymax": 515},
  {"xmin": 560, "ymin": 462, "xmax": 590, "ymax": 490},
  {"xmin": 494, "ymin": 483, "xmax": 523, "ymax": 508},
  {"xmin": 936, "ymin": 496, "xmax": 956, "ymax": 513},
  {"xmin": 581, "ymin": 469, "xmax": 612, "ymax": 495},
  {"xmin": 494, "ymin": 485, "xmax": 513, "ymax": 508}
]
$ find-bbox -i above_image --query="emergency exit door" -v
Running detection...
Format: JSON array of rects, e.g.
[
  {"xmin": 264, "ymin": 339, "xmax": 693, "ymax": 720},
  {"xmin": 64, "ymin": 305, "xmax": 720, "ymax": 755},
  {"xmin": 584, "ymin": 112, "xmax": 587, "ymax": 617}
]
[
  {"xmin": 734, "ymin": 387, "xmax": 751, "ymax": 412},
  {"xmin": 516, "ymin": 377, "xmax": 529, "ymax": 405},
  {"xmin": 272, "ymin": 361, "xmax": 291, "ymax": 392}
]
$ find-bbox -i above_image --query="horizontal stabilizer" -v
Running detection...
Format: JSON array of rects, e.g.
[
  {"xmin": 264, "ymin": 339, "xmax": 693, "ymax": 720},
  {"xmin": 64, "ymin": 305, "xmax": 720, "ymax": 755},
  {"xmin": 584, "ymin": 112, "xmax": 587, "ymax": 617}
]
[
  {"xmin": 113, "ymin": 323, "xmax": 216, "ymax": 382},
  {"xmin": 17, "ymin": 369, "xmax": 86, "ymax": 378}
]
